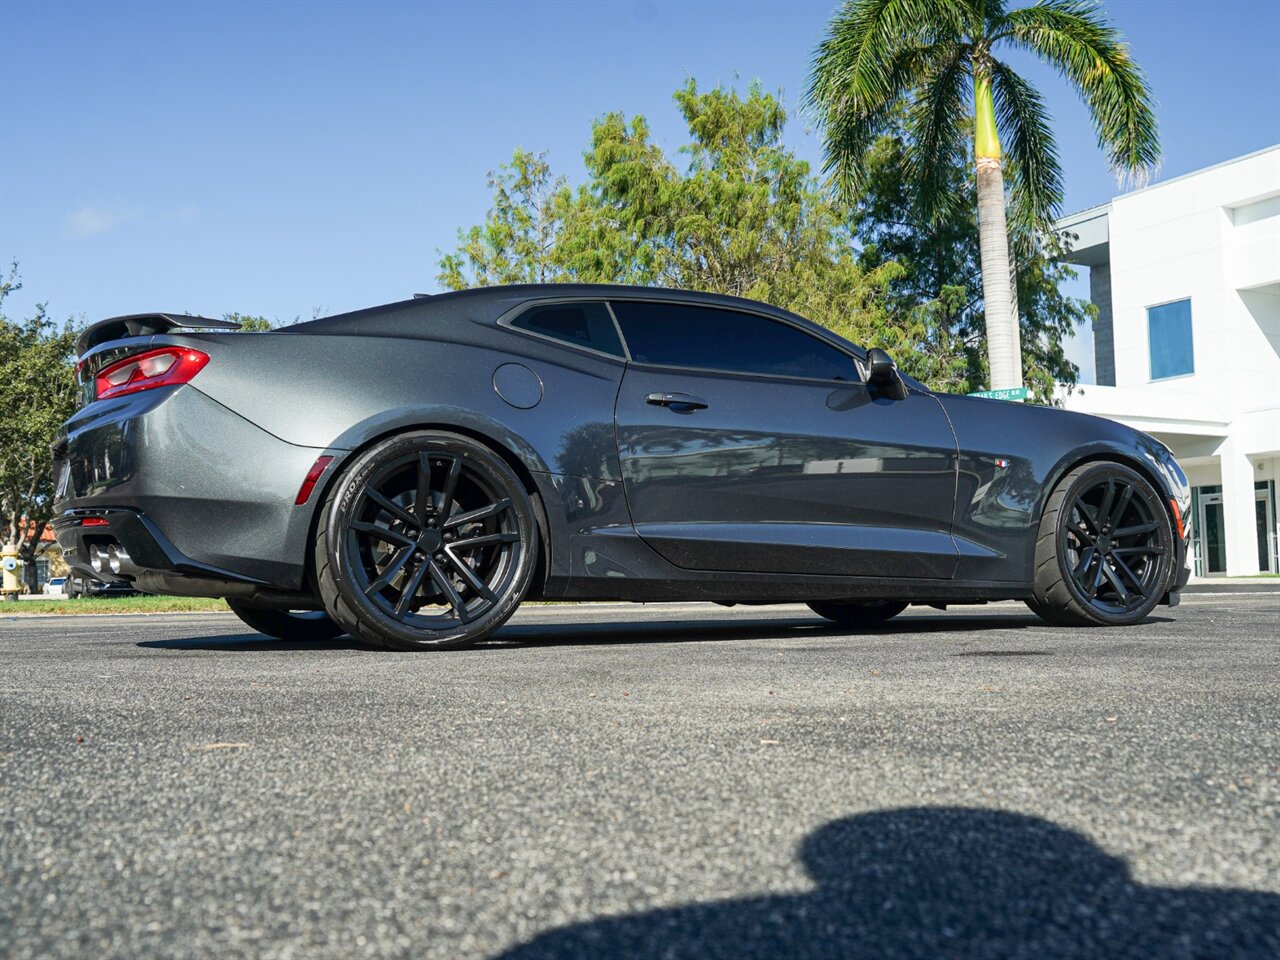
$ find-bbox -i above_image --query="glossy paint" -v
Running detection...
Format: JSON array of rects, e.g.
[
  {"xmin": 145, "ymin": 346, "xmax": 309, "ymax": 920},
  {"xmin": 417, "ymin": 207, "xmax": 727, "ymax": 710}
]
[
  {"xmin": 616, "ymin": 365, "xmax": 959, "ymax": 578},
  {"xmin": 936, "ymin": 393, "xmax": 1193, "ymax": 584},
  {"xmin": 53, "ymin": 284, "xmax": 1192, "ymax": 606},
  {"xmin": 55, "ymin": 384, "xmax": 329, "ymax": 587}
]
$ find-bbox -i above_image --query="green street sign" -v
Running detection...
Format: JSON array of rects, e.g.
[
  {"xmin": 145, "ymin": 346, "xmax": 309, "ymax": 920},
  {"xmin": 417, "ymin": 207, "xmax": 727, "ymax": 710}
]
[{"xmin": 967, "ymin": 386, "xmax": 1029, "ymax": 402}]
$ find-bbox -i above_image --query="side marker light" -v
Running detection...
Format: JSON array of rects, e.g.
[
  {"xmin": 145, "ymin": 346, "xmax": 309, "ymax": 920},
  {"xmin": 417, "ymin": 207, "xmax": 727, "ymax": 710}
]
[{"xmin": 295, "ymin": 456, "xmax": 335, "ymax": 505}]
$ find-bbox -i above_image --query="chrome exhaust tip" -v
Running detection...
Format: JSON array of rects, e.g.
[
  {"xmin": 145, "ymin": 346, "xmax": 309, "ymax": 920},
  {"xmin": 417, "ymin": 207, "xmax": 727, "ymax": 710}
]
[{"xmin": 106, "ymin": 544, "xmax": 130, "ymax": 575}]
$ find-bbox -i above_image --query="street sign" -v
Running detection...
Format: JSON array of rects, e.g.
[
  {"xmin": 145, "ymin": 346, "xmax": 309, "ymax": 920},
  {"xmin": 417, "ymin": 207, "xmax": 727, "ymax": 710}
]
[{"xmin": 967, "ymin": 386, "xmax": 1029, "ymax": 402}]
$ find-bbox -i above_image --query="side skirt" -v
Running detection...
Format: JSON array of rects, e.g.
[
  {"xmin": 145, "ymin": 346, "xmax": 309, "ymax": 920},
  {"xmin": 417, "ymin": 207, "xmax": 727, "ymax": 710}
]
[{"xmin": 545, "ymin": 574, "xmax": 1031, "ymax": 605}]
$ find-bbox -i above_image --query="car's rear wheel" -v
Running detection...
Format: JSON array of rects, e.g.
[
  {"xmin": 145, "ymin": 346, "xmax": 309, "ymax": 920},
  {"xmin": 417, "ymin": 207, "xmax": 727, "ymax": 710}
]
[
  {"xmin": 314, "ymin": 431, "xmax": 538, "ymax": 650},
  {"xmin": 1028, "ymin": 461, "xmax": 1173, "ymax": 627},
  {"xmin": 226, "ymin": 600, "xmax": 344, "ymax": 642},
  {"xmin": 808, "ymin": 600, "xmax": 908, "ymax": 629}
]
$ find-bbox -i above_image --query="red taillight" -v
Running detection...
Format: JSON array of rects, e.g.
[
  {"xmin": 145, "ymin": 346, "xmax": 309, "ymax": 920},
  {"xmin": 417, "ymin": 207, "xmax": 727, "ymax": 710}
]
[
  {"xmin": 95, "ymin": 347, "xmax": 210, "ymax": 401},
  {"xmin": 80, "ymin": 517, "xmax": 109, "ymax": 527},
  {"xmin": 295, "ymin": 456, "xmax": 334, "ymax": 505}
]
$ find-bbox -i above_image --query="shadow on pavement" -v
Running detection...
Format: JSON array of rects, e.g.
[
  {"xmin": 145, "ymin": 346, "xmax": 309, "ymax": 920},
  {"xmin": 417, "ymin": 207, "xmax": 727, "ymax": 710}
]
[
  {"xmin": 484, "ymin": 610, "xmax": 1169, "ymax": 648},
  {"xmin": 138, "ymin": 634, "xmax": 366, "ymax": 652},
  {"xmin": 136, "ymin": 609, "xmax": 1173, "ymax": 652},
  {"xmin": 483, "ymin": 611, "xmax": 1054, "ymax": 648},
  {"xmin": 498, "ymin": 807, "xmax": 1279, "ymax": 959}
]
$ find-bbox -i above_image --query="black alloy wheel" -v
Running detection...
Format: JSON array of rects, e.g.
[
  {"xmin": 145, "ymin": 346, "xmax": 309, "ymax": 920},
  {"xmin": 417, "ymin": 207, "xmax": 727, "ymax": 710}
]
[
  {"xmin": 315, "ymin": 431, "xmax": 538, "ymax": 650},
  {"xmin": 1029, "ymin": 461, "xmax": 1173, "ymax": 626},
  {"xmin": 808, "ymin": 599, "xmax": 909, "ymax": 629}
]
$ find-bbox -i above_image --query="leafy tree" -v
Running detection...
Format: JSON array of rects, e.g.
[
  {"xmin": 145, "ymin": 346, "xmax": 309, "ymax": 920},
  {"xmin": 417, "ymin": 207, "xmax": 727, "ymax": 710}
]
[
  {"xmin": 440, "ymin": 81, "xmax": 903, "ymax": 354},
  {"xmin": 807, "ymin": 0, "xmax": 1158, "ymax": 390},
  {"xmin": 438, "ymin": 151, "xmax": 577, "ymax": 289},
  {"xmin": 0, "ymin": 267, "xmax": 79, "ymax": 592},
  {"xmin": 222, "ymin": 312, "xmax": 275, "ymax": 332},
  {"xmin": 854, "ymin": 126, "xmax": 1091, "ymax": 399},
  {"xmin": 439, "ymin": 80, "xmax": 1084, "ymax": 396},
  {"xmin": 580, "ymin": 81, "xmax": 902, "ymax": 342}
]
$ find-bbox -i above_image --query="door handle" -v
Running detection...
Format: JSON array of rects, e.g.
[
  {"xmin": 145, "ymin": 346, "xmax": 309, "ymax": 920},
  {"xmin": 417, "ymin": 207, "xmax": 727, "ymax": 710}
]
[{"xmin": 645, "ymin": 392, "xmax": 709, "ymax": 411}]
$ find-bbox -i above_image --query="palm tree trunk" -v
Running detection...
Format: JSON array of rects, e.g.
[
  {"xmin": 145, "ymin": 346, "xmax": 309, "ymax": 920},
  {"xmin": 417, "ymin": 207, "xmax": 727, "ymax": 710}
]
[{"xmin": 974, "ymin": 77, "xmax": 1023, "ymax": 391}]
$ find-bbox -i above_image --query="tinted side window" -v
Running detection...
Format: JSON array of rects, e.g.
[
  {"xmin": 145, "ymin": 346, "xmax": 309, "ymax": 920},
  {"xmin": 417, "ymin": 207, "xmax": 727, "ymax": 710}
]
[
  {"xmin": 509, "ymin": 302, "xmax": 625, "ymax": 358},
  {"xmin": 610, "ymin": 301, "xmax": 854, "ymax": 381}
]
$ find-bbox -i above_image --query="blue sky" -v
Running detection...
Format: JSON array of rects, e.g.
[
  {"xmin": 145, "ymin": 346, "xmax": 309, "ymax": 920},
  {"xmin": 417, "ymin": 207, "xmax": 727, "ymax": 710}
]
[{"xmin": 2, "ymin": 0, "xmax": 1279, "ymax": 383}]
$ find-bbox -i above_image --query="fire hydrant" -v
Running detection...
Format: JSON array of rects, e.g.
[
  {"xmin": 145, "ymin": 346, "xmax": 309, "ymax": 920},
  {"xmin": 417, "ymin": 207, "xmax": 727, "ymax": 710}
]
[{"xmin": 1, "ymin": 543, "xmax": 22, "ymax": 601}]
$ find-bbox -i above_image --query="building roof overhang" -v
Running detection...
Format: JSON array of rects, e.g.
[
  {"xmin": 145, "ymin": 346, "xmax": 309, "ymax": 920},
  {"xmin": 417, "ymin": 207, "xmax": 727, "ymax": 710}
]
[
  {"xmin": 1054, "ymin": 202, "xmax": 1111, "ymax": 266},
  {"xmin": 1061, "ymin": 384, "xmax": 1232, "ymax": 437}
]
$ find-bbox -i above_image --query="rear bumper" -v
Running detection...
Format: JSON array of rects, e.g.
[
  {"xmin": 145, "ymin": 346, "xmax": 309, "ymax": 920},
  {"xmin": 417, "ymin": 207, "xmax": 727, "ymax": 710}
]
[
  {"xmin": 53, "ymin": 507, "xmax": 228, "ymax": 582},
  {"xmin": 52, "ymin": 507, "xmax": 320, "ymax": 606},
  {"xmin": 52, "ymin": 384, "xmax": 342, "ymax": 595}
]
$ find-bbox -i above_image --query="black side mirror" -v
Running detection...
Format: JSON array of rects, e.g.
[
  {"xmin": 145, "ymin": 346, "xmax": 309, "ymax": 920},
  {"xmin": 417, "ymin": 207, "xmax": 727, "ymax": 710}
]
[{"xmin": 865, "ymin": 347, "xmax": 909, "ymax": 400}]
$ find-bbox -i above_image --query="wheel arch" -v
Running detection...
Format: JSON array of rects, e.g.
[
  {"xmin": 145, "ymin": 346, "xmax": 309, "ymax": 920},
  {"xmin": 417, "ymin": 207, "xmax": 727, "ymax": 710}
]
[{"xmin": 1038, "ymin": 446, "xmax": 1183, "ymax": 561}]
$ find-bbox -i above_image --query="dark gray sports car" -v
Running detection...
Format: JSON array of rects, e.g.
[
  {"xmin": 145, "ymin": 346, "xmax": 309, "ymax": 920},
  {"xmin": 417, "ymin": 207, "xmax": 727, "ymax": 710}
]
[{"xmin": 53, "ymin": 285, "xmax": 1191, "ymax": 649}]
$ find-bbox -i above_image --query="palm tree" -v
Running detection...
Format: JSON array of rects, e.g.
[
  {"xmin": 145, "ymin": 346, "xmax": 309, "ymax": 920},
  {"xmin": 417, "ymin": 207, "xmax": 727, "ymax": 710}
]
[{"xmin": 807, "ymin": 0, "xmax": 1159, "ymax": 391}]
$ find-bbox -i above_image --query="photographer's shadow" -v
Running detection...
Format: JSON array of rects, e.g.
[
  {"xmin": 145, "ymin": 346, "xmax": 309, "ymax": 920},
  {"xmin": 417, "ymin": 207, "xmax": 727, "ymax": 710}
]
[{"xmin": 500, "ymin": 807, "xmax": 1278, "ymax": 959}]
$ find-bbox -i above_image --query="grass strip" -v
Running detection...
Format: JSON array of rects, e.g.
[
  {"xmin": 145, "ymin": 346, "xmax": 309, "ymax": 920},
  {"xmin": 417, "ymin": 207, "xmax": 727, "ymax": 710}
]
[{"xmin": 3, "ymin": 596, "xmax": 231, "ymax": 616}]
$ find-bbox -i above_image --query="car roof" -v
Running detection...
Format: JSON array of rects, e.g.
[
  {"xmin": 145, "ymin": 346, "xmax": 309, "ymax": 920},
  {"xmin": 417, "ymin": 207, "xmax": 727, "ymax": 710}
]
[{"xmin": 285, "ymin": 284, "xmax": 867, "ymax": 358}]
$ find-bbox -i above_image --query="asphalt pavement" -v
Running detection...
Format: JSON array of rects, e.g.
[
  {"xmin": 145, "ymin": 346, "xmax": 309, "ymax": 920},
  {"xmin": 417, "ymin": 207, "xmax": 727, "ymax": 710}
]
[{"xmin": 2, "ymin": 595, "xmax": 1278, "ymax": 959}]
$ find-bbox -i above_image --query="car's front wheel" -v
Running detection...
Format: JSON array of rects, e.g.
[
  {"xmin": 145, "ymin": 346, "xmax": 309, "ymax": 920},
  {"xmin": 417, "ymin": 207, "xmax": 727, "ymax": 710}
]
[
  {"xmin": 314, "ymin": 431, "xmax": 538, "ymax": 650},
  {"xmin": 226, "ymin": 600, "xmax": 344, "ymax": 643},
  {"xmin": 808, "ymin": 600, "xmax": 908, "ymax": 629},
  {"xmin": 1028, "ymin": 461, "xmax": 1174, "ymax": 627}
]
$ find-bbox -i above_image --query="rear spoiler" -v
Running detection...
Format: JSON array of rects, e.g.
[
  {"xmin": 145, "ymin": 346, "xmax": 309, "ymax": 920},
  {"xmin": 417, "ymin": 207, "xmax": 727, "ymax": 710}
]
[{"xmin": 75, "ymin": 313, "xmax": 242, "ymax": 357}]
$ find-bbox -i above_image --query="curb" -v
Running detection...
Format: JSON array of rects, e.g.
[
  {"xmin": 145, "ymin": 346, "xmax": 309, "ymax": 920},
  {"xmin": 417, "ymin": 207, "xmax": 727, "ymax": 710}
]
[{"xmin": 1182, "ymin": 583, "xmax": 1280, "ymax": 594}]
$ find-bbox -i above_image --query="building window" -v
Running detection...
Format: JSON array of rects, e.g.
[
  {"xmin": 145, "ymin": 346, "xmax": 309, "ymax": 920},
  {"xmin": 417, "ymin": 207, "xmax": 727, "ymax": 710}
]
[{"xmin": 1147, "ymin": 298, "xmax": 1194, "ymax": 380}]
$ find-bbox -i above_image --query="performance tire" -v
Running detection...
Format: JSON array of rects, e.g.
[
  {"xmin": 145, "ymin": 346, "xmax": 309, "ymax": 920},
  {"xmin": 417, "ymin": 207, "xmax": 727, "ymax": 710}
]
[
  {"xmin": 314, "ymin": 430, "xmax": 538, "ymax": 650},
  {"xmin": 1028, "ymin": 461, "xmax": 1174, "ymax": 627}
]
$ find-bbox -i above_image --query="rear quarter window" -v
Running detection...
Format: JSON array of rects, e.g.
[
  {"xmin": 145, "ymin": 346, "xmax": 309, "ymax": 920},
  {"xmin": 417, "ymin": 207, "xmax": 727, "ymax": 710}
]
[{"xmin": 508, "ymin": 302, "xmax": 625, "ymax": 358}]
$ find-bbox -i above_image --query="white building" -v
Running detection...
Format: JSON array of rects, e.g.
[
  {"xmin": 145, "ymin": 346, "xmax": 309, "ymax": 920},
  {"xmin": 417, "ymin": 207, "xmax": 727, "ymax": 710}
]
[{"xmin": 1057, "ymin": 145, "xmax": 1280, "ymax": 577}]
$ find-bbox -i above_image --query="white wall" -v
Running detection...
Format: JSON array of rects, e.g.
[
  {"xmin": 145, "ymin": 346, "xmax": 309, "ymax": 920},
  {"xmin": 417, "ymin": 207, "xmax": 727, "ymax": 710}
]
[
  {"xmin": 1067, "ymin": 147, "xmax": 1280, "ymax": 575},
  {"xmin": 1106, "ymin": 148, "xmax": 1280, "ymax": 422}
]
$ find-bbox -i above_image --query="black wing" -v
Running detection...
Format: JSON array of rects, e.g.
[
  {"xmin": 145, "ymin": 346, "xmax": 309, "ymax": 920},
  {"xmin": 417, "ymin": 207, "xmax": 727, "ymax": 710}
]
[{"xmin": 75, "ymin": 313, "xmax": 243, "ymax": 356}]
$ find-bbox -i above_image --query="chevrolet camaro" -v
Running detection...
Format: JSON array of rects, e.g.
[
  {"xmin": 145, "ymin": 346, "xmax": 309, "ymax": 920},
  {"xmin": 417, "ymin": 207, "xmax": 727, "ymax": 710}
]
[{"xmin": 53, "ymin": 285, "xmax": 1191, "ymax": 649}]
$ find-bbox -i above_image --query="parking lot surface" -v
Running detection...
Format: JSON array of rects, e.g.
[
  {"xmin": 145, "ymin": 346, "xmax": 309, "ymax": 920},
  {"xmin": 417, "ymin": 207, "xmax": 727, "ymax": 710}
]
[{"xmin": 2, "ymin": 595, "xmax": 1278, "ymax": 958}]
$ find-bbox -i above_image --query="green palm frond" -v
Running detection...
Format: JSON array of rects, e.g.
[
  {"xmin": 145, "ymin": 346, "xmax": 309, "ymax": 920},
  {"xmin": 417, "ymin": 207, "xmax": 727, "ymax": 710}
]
[
  {"xmin": 806, "ymin": 0, "xmax": 968, "ymax": 202},
  {"xmin": 1001, "ymin": 0, "xmax": 1160, "ymax": 184},
  {"xmin": 807, "ymin": 0, "xmax": 964, "ymax": 107},
  {"xmin": 809, "ymin": 43, "xmax": 943, "ymax": 203},
  {"xmin": 977, "ymin": 0, "xmax": 1011, "ymax": 32},
  {"xmin": 989, "ymin": 58, "xmax": 1064, "ymax": 238},
  {"xmin": 905, "ymin": 44, "xmax": 973, "ymax": 226}
]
